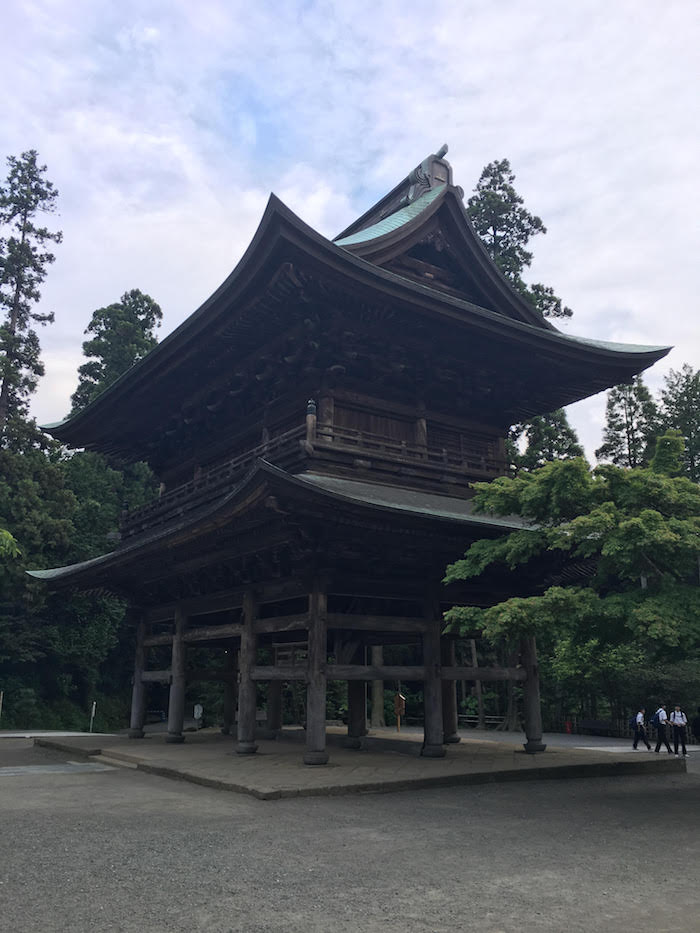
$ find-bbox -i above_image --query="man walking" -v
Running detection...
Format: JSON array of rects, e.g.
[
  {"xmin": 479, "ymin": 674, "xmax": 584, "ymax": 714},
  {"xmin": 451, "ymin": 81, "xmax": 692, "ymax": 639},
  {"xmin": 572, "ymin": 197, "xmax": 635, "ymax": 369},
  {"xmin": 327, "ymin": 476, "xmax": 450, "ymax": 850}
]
[
  {"xmin": 669, "ymin": 705, "xmax": 688, "ymax": 757},
  {"xmin": 632, "ymin": 707, "xmax": 651, "ymax": 750},
  {"xmin": 654, "ymin": 704, "xmax": 673, "ymax": 754}
]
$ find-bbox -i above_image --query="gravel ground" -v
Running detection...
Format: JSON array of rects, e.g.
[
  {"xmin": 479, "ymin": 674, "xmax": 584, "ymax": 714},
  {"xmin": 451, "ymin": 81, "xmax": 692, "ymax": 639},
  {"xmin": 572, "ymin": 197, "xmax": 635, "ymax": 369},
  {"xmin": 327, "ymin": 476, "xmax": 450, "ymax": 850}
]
[{"xmin": 1, "ymin": 738, "xmax": 698, "ymax": 933}]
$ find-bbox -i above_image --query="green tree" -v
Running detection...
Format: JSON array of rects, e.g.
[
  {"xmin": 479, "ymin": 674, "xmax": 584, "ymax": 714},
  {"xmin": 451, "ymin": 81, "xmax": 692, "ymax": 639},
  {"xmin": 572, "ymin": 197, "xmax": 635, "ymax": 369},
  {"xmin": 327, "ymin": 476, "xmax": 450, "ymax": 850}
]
[
  {"xmin": 660, "ymin": 364, "xmax": 700, "ymax": 482},
  {"xmin": 71, "ymin": 289, "xmax": 162, "ymax": 412},
  {"xmin": 595, "ymin": 376, "xmax": 660, "ymax": 468},
  {"xmin": 443, "ymin": 449, "xmax": 700, "ymax": 719},
  {"xmin": 0, "ymin": 151, "xmax": 62, "ymax": 440},
  {"xmin": 510, "ymin": 408, "xmax": 585, "ymax": 473},
  {"xmin": 467, "ymin": 158, "xmax": 572, "ymax": 320}
]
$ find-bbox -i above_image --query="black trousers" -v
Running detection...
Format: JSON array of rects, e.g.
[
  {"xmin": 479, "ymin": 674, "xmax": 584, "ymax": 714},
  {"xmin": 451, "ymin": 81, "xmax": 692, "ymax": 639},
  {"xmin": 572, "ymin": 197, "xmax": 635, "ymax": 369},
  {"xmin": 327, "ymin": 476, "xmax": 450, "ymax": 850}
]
[
  {"xmin": 655, "ymin": 725, "xmax": 672, "ymax": 753},
  {"xmin": 633, "ymin": 725, "xmax": 650, "ymax": 749},
  {"xmin": 672, "ymin": 725, "xmax": 687, "ymax": 755}
]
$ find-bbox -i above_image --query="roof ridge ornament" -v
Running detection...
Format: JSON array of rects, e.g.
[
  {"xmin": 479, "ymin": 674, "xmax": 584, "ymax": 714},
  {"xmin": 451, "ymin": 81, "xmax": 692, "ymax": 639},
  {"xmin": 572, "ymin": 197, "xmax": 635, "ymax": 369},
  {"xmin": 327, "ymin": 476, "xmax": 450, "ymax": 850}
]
[{"xmin": 401, "ymin": 144, "xmax": 454, "ymax": 207}]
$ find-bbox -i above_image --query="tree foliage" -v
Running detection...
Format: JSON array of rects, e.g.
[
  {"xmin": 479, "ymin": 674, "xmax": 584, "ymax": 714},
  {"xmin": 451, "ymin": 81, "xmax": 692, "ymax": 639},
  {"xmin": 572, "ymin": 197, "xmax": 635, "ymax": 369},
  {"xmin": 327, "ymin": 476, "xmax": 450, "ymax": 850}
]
[
  {"xmin": 467, "ymin": 158, "xmax": 572, "ymax": 319},
  {"xmin": 71, "ymin": 289, "xmax": 162, "ymax": 412},
  {"xmin": 444, "ymin": 449, "xmax": 700, "ymax": 714},
  {"xmin": 595, "ymin": 376, "xmax": 660, "ymax": 468},
  {"xmin": 0, "ymin": 151, "xmax": 62, "ymax": 440},
  {"xmin": 660, "ymin": 364, "xmax": 700, "ymax": 482},
  {"xmin": 509, "ymin": 408, "xmax": 585, "ymax": 473}
]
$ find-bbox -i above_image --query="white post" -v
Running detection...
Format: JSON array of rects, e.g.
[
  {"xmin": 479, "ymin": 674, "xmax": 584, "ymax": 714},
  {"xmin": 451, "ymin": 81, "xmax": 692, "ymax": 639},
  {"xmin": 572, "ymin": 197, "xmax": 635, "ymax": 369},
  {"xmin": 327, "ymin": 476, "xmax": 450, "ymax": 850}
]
[
  {"xmin": 89, "ymin": 700, "xmax": 96, "ymax": 733},
  {"xmin": 0, "ymin": 689, "xmax": 4, "ymax": 723}
]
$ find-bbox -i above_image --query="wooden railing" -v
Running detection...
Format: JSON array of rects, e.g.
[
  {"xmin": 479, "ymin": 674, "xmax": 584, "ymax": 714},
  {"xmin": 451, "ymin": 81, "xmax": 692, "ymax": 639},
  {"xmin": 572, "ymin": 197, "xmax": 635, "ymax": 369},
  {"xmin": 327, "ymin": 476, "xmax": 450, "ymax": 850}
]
[
  {"xmin": 120, "ymin": 424, "xmax": 306, "ymax": 538},
  {"xmin": 120, "ymin": 407, "xmax": 507, "ymax": 539},
  {"xmin": 314, "ymin": 423, "xmax": 506, "ymax": 477}
]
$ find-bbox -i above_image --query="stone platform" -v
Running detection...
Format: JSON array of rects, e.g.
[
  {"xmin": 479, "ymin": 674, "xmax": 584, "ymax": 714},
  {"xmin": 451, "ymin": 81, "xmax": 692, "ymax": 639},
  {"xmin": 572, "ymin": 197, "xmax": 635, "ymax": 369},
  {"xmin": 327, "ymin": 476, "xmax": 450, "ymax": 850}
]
[{"xmin": 35, "ymin": 726, "xmax": 685, "ymax": 800}]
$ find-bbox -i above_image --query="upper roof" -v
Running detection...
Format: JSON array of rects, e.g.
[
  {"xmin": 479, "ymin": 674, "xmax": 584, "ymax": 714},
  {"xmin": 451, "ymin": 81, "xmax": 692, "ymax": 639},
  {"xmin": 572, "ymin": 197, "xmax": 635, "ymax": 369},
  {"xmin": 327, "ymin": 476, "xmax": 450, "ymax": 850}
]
[{"xmin": 42, "ymin": 146, "xmax": 671, "ymax": 460}]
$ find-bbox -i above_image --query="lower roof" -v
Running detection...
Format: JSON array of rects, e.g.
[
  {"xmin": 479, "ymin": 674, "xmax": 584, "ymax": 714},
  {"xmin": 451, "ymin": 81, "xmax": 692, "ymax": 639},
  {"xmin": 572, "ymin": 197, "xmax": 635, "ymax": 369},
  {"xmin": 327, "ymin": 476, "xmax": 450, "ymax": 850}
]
[{"xmin": 27, "ymin": 462, "xmax": 528, "ymax": 586}]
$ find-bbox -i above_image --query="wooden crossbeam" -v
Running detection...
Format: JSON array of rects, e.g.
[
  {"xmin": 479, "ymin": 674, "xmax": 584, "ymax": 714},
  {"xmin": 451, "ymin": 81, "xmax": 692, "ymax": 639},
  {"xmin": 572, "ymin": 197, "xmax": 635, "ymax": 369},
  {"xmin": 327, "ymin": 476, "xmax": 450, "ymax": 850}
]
[
  {"xmin": 325, "ymin": 664, "xmax": 425, "ymax": 681},
  {"xmin": 253, "ymin": 614, "xmax": 310, "ymax": 635},
  {"xmin": 326, "ymin": 613, "xmax": 428, "ymax": 633},
  {"xmin": 250, "ymin": 666, "xmax": 307, "ymax": 681},
  {"xmin": 184, "ymin": 623, "xmax": 242, "ymax": 643},
  {"xmin": 441, "ymin": 666, "xmax": 527, "ymax": 682},
  {"xmin": 141, "ymin": 669, "xmax": 172, "ymax": 683}
]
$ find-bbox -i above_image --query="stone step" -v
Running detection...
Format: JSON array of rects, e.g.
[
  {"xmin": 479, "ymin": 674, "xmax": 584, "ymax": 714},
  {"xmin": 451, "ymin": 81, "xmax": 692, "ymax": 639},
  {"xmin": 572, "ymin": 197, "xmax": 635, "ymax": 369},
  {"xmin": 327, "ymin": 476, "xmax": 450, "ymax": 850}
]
[{"xmin": 89, "ymin": 754, "xmax": 138, "ymax": 770}]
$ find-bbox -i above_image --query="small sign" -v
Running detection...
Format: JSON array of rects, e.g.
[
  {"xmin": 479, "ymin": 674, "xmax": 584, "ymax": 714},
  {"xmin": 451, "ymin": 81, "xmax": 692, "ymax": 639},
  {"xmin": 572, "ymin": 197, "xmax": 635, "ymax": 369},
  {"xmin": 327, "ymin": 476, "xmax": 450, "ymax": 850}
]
[{"xmin": 194, "ymin": 703, "xmax": 203, "ymax": 722}]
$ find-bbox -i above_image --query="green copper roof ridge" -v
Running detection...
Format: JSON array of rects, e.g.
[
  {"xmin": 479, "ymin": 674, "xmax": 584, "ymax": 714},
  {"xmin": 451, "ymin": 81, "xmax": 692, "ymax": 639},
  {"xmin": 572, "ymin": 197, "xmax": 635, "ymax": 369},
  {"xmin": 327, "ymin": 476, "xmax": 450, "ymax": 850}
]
[{"xmin": 334, "ymin": 184, "xmax": 446, "ymax": 247}]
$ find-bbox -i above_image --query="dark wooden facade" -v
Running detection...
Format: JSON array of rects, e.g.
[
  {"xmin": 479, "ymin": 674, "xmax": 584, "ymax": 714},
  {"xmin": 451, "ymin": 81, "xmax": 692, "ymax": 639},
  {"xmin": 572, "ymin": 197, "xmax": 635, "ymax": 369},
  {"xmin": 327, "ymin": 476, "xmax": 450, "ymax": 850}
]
[{"xmin": 32, "ymin": 146, "xmax": 669, "ymax": 763}]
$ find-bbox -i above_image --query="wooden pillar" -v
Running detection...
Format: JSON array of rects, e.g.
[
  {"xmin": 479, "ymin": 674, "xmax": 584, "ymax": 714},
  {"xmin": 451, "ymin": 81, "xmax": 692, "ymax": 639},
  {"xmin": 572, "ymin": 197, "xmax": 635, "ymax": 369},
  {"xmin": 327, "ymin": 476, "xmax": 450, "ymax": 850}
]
[
  {"xmin": 441, "ymin": 637, "xmax": 460, "ymax": 744},
  {"xmin": 521, "ymin": 635, "xmax": 547, "ymax": 754},
  {"xmin": 221, "ymin": 641, "xmax": 237, "ymax": 735},
  {"xmin": 166, "ymin": 606, "xmax": 187, "ymax": 744},
  {"xmin": 470, "ymin": 638, "xmax": 485, "ymax": 728},
  {"xmin": 237, "ymin": 590, "xmax": 258, "ymax": 755},
  {"xmin": 345, "ymin": 645, "xmax": 367, "ymax": 749},
  {"xmin": 266, "ymin": 681, "xmax": 283, "ymax": 734},
  {"xmin": 128, "ymin": 615, "xmax": 147, "ymax": 738},
  {"xmin": 422, "ymin": 599, "xmax": 445, "ymax": 758},
  {"xmin": 370, "ymin": 645, "xmax": 386, "ymax": 728},
  {"xmin": 304, "ymin": 583, "xmax": 329, "ymax": 765}
]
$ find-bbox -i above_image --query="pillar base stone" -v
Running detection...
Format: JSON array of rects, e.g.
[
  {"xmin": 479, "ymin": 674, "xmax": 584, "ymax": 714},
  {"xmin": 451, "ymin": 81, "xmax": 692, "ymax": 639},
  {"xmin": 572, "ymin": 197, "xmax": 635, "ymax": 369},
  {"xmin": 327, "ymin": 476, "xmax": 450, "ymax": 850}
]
[
  {"xmin": 444, "ymin": 733, "xmax": 461, "ymax": 744},
  {"xmin": 127, "ymin": 728, "xmax": 145, "ymax": 739},
  {"xmin": 421, "ymin": 743, "xmax": 446, "ymax": 758},
  {"xmin": 236, "ymin": 742, "xmax": 258, "ymax": 755},
  {"xmin": 165, "ymin": 733, "xmax": 185, "ymax": 744},
  {"xmin": 303, "ymin": 750, "xmax": 329, "ymax": 765},
  {"xmin": 523, "ymin": 740, "xmax": 547, "ymax": 754}
]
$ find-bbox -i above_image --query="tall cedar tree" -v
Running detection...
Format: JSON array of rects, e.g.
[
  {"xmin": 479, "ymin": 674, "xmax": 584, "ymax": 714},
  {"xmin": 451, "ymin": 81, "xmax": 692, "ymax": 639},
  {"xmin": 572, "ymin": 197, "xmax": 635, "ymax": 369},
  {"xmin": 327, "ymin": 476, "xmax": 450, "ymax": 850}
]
[
  {"xmin": 511, "ymin": 409, "xmax": 586, "ymax": 473},
  {"xmin": 467, "ymin": 159, "xmax": 572, "ymax": 320},
  {"xmin": 71, "ymin": 289, "xmax": 162, "ymax": 412},
  {"xmin": 468, "ymin": 159, "xmax": 581, "ymax": 469},
  {"xmin": 595, "ymin": 376, "xmax": 660, "ymax": 468},
  {"xmin": 660, "ymin": 365, "xmax": 700, "ymax": 483},
  {"xmin": 0, "ymin": 151, "xmax": 62, "ymax": 440}
]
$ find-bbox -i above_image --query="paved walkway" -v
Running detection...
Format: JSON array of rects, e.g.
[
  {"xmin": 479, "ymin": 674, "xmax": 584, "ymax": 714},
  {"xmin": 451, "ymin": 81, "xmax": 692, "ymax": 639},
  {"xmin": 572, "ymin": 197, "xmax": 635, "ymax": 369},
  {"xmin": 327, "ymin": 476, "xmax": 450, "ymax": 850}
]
[{"xmin": 34, "ymin": 725, "xmax": 685, "ymax": 799}]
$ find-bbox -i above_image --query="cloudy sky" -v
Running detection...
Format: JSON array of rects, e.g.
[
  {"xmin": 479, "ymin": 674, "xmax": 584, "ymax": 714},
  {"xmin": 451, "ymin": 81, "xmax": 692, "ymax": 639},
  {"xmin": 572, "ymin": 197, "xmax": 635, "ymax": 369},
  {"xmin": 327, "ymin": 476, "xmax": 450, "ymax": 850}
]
[{"xmin": 2, "ymin": 0, "xmax": 698, "ymax": 458}]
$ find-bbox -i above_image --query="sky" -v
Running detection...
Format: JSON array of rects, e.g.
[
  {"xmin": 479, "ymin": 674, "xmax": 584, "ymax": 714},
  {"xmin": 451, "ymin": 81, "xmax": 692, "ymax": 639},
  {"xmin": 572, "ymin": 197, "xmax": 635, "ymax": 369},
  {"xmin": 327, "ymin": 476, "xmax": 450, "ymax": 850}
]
[{"xmin": 1, "ymin": 0, "xmax": 698, "ymax": 459}]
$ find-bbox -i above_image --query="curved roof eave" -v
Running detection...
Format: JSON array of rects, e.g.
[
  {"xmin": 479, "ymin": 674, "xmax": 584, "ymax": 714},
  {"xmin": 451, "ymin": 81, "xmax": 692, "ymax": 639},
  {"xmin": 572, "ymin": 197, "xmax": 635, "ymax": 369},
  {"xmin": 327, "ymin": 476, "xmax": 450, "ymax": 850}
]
[
  {"xmin": 27, "ymin": 460, "xmax": 529, "ymax": 586},
  {"xmin": 43, "ymin": 193, "xmax": 672, "ymax": 446}
]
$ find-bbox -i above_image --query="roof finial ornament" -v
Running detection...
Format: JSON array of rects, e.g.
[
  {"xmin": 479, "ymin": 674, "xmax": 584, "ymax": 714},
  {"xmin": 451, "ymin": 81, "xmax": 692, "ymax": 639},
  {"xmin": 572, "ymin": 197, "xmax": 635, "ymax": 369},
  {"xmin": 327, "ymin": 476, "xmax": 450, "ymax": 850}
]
[{"xmin": 403, "ymin": 144, "xmax": 453, "ymax": 205}]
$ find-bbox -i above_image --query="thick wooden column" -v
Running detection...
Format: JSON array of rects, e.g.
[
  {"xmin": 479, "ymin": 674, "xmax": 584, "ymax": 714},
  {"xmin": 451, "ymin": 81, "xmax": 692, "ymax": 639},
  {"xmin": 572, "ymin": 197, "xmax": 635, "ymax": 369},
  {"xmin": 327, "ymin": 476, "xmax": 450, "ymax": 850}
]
[
  {"xmin": 237, "ymin": 590, "xmax": 258, "ymax": 755},
  {"xmin": 128, "ymin": 615, "xmax": 147, "ymax": 739},
  {"xmin": 441, "ymin": 637, "xmax": 460, "ymax": 744},
  {"xmin": 304, "ymin": 583, "xmax": 329, "ymax": 765},
  {"xmin": 266, "ymin": 681, "xmax": 283, "ymax": 734},
  {"xmin": 345, "ymin": 646, "xmax": 367, "ymax": 749},
  {"xmin": 221, "ymin": 641, "xmax": 237, "ymax": 735},
  {"xmin": 521, "ymin": 635, "xmax": 546, "ymax": 754},
  {"xmin": 166, "ymin": 606, "xmax": 187, "ymax": 743},
  {"xmin": 422, "ymin": 600, "xmax": 445, "ymax": 758},
  {"xmin": 370, "ymin": 645, "xmax": 386, "ymax": 728}
]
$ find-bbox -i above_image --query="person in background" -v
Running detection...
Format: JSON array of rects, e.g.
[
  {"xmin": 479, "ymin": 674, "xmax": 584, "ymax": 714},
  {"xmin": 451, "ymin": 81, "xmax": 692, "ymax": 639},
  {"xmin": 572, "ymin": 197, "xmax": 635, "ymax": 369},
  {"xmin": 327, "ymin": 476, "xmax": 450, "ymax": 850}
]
[
  {"xmin": 654, "ymin": 704, "xmax": 672, "ymax": 754},
  {"xmin": 633, "ymin": 707, "xmax": 651, "ymax": 750},
  {"xmin": 669, "ymin": 705, "xmax": 688, "ymax": 758}
]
